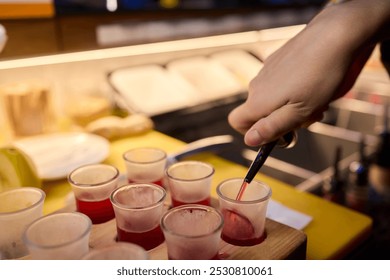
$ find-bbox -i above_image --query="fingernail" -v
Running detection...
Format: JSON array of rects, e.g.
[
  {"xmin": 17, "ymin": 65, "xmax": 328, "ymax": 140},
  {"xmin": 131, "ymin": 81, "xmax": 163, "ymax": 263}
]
[{"xmin": 246, "ymin": 129, "xmax": 262, "ymax": 146}]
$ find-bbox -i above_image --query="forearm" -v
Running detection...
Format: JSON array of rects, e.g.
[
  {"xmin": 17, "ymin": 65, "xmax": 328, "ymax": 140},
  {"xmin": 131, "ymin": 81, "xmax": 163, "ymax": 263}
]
[
  {"xmin": 316, "ymin": 0, "xmax": 390, "ymax": 50},
  {"xmin": 299, "ymin": 0, "xmax": 390, "ymax": 92}
]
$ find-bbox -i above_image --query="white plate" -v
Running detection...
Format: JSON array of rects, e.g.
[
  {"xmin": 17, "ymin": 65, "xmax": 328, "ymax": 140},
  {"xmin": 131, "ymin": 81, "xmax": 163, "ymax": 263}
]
[
  {"xmin": 209, "ymin": 50, "xmax": 263, "ymax": 87},
  {"xmin": 109, "ymin": 64, "xmax": 201, "ymax": 116},
  {"xmin": 13, "ymin": 132, "xmax": 110, "ymax": 181},
  {"xmin": 166, "ymin": 56, "xmax": 244, "ymax": 99}
]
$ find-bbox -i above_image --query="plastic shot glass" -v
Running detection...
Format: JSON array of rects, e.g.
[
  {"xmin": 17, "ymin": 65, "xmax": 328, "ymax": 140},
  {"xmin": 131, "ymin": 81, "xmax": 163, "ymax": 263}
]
[
  {"xmin": 216, "ymin": 178, "xmax": 272, "ymax": 246},
  {"xmin": 110, "ymin": 183, "xmax": 166, "ymax": 251},
  {"xmin": 166, "ymin": 161, "xmax": 214, "ymax": 207},
  {"xmin": 0, "ymin": 187, "xmax": 45, "ymax": 259},
  {"xmin": 23, "ymin": 212, "xmax": 92, "ymax": 260},
  {"xmin": 81, "ymin": 242, "xmax": 149, "ymax": 260},
  {"xmin": 68, "ymin": 163, "xmax": 120, "ymax": 224},
  {"xmin": 160, "ymin": 204, "xmax": 223, "ymax": 260},
  {"xmin": 122, "ymin": 147, "xmax": 167, "ymax": 187}
]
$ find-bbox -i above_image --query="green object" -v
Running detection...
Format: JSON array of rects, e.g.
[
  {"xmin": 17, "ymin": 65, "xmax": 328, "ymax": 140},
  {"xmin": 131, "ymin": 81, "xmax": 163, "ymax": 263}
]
[{"xmin": 0, "ymin": 146, "xmax": 41, "ymax": 192}]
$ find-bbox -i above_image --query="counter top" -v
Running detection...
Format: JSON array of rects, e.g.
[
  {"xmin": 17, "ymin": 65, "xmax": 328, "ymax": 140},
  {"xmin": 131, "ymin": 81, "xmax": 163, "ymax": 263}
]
[{"xmin": 42, "ymin": 130, "xmax": 372, "ymax": 260}]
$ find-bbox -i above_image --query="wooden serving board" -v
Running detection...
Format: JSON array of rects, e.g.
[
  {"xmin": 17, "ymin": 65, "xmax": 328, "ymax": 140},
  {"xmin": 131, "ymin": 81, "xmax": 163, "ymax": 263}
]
[
  {"xmin": 61, "ymin": 200, "xmax": 307, "ymax": 260},
  {"xmin": 91, "ymin": 217, "xmax": 307, "ymax": 260}
]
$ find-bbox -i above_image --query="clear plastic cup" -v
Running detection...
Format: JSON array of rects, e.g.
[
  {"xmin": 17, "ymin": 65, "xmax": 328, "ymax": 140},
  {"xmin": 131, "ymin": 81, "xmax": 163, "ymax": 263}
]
[
  {"xmin": 68, "ymin": 163, "xmax": 119, "ymax": 224},
  {"xmin": 23, "ymin": 212, "xmax": 92, "ymax": 260},
  {"xmin": 82, "ymin": 242, "xmax": 149, "ymax": 260},
  {"xmin": 161, "ymin": 204, "xmax": 223, "ymax": 260},
  {"xmin": 166, "ymin": 161, "xmax": 214, "ymax": 207},
  {"xmin": 0, "ymin": 187, "xmax": 45, "ymax": 259},
  {"xmin": 110, "ymin": 183, "xmax": 166, "ymax": 251},
  {"xmin": 122, "ymin": 147, "xmax": 167, "ymax": 188},
  {"xmin": 216, "ymin": 178, "xmax": 272, "ymax": 246}
]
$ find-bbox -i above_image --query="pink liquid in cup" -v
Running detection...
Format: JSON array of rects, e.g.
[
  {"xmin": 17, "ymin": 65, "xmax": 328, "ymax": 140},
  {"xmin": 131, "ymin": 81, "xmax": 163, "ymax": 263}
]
[
  {"xmin": 166, "ymin": 161, "xmax": 214, "ymax": 208},
  {"xmin": 161, "ymin": 205, "xmax": 223, "ymax": 260},
  {"xmin": 68, "ymin": 164, "xmax": 120, "ymax": 225},
  {"xmin": 116, "ymin": 225, "xmax": 165, "ymax": 251},
  {"xmin": 217, "ymin": 178, "xmax": 271, "ymax": 247},
  {"xmin": 123, "ymin": 147, "xmax": 167, "ymax": 188},
  {"xmin": 221, "ymin": 209, "xmax": 266, "ymax": 246},
  {"xmin": 111, "ymin": 183, "xmax": 167, "ymax": 251},
  {"xmin": 75, "ymin": 197, "xmax": 115, "ymax": 224}
]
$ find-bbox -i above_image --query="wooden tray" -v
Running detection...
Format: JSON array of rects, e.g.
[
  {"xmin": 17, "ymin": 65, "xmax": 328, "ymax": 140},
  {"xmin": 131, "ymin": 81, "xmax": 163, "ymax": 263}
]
[{"xmin": 61, "ymin": 200, "xmax": 307, "ymax": 260}]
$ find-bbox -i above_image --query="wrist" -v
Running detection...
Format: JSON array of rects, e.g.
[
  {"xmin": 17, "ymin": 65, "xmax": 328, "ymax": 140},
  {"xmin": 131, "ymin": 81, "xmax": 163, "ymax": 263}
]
[{"xmin": 310, "ymin": 0, "xmax": 390, "ymax": 53}]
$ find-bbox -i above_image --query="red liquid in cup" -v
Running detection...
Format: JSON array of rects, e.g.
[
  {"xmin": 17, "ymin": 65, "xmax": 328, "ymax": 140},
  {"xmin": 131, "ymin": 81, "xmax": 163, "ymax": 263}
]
[
  {"xmin": 75, "ymin": 197, "xmax": 115, "ymax": 224},
  {"xmin": 221, "ymin": 209, "xmax": 266, "ymax": 246},
  {"xmin": 171, "ymin": 196, "xmax": 211, "ymax": 207},
  {"xmin": 117, "ymin": 225, "xmax": 165, "ymax": 251}
]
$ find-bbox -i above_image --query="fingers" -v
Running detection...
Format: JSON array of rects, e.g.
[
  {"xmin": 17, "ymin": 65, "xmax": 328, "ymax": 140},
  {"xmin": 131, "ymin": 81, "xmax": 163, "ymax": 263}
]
[
  {"xmin": 228, "ymin": 97, "xmax": 300, "ymax": 147},
  {"xmin": 229, "ymin": 101, "xmax": 325, "ymax": 147},
  {"xmin": 228, "ymin": 103, "xmax": 257, "ymax": 135},
  {"xmin": 243, "ymin": 104, "xmax": 304, "ymax": 147},
  {"xmin": 228, "ymin": 77, "xmax": 288, "ymax": 137}
]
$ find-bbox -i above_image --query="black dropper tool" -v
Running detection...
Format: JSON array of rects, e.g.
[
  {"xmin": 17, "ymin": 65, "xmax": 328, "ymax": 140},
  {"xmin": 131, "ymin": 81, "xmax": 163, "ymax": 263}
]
[{"xmin": 236, "ymin": 131, "xmax": 297, "ymax": 200}]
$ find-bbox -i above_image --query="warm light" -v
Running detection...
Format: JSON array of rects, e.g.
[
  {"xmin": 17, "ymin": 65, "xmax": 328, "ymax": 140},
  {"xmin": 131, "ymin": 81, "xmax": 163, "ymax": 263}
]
[
  {"xmin": 0, "ymin": 31, "xmax": 261, "ymax": 70},
  {"xmin": 159, "ymin": 0, "xmax": 179, "ymax": 9},
  {"xmin": 106, "ymin": 0, "xmax": 118, "ymax": 12}
]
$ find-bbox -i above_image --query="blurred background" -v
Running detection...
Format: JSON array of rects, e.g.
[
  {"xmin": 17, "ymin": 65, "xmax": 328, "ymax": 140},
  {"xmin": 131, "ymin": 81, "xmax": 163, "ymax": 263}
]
[{"xmin": 0, "ymin": 0, "xmax": 326, "ymax": 59}]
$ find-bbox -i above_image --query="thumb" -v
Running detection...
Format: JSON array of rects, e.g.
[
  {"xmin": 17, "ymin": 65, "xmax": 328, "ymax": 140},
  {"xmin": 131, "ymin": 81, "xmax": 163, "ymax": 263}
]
[{"xmin": 244, "ymin": 104, "xmax": 307, "ymax": 147}]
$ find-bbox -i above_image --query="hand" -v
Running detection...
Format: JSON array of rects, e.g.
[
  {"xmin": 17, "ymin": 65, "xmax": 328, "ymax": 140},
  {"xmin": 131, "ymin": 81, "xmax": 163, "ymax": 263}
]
[{"xmin": 228, "ymin": 1, "xmax": 389, "ymax": 147}]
